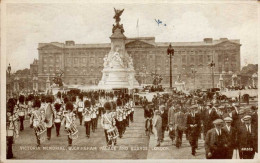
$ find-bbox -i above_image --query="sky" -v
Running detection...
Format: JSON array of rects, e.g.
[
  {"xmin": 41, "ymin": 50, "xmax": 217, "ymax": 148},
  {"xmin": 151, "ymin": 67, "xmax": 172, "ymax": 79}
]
[{"xmin": 4, "ymin": 1, "xmax": 259, "ymax": 71}]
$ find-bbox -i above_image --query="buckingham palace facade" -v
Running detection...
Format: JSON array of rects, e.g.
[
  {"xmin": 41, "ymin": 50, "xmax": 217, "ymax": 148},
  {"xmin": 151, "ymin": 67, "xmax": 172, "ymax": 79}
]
[{"xmin": 36, "ymin": 37, "xmax": 241, "ymax": 91}]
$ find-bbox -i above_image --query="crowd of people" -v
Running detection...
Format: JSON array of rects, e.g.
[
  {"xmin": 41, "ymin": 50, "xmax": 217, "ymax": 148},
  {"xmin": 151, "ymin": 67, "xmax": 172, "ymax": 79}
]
[
  {"xmin": 6, "ymin": 90, "xmax": 135, "ymax": 159},
  {"xmin": 142, "ymin": 91, "xmax": 258, "ymax": 159},
  {"xmin": 6, "ymin": 89, "xmax": 258, "ymax": 159}
]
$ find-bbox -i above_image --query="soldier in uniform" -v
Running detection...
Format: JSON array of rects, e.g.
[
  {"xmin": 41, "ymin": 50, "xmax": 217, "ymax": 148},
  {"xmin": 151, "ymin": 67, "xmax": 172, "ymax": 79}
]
[
  {"xmin": 54, "ymin": 103, "xmax": 62, "ymax": 137},
  {"xmin": 83, "ymin": 100, "xmax": 92, "ymax": 138},
  {"xmin": 129, "ymin": 97, "xmax": 134, "ymax": 122},
  {"xmin": 101, "ymin": 102, "xmax": 117, "ymax": 146},
  {"xmin": 30, "ymin": 99, "xmax": 45, "ymax": 146},
  {"xmin": 45, "ymin": 95, "xmax": 55, "ymax": 140},
  {"xmin": 237, "ymin": 115, "xmax": 257, "ymax": 159},
  {"xmin": 91, "ymin": 98, "xmax": 98, "ymax": 132},
  {"xmin": 222, "ymin": 117, "xmax": 236, "ymax": 159},
  {"xmin": 77, "ymin": 94, "xmax": 84, "ymax": 125},
  {"xmin": 186, "ymin": 105, "xmax": 201, "ymax": 156},
  {"xmin": 205, "ymin": 119, "xmax": 229, "ymax": 159},
  {"xmin": 63, "ymin": 102, "xmax": 76, "ymax": 146},
  {"xmin": 116, "ymin": 99, "xmax": 124, "ymax": 138},
  {"xmin": 17, "ymin": 95, "xmax": 27, "ymax": 131},
  {"xmin": 6, "ymin": 98, "xmax": 19, "ymax": 159}
]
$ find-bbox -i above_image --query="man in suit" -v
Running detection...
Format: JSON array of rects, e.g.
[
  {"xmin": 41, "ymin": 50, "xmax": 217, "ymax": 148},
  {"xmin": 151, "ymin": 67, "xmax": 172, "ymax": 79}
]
[
  {"xmin": 173, "ymin": 106, "xmax": 187, "ymax": 148},
  {"xmin": 202, "ymin": 102, "xmax": 219, "ymax": 139},
  {"xmin": 168, "ymin": 103, "xmax": 176, "ymax": 127},
  {"xmin": 222, "ymin": 117, "xmax": 236, "ymax": 159},
  {"xmin": 186, "ymin": 105, "xmax": 201, "ymax": 156},
  {"xmin": 205, "ymin": 119, "xmax": 229, "ymax": 159},
  {"xmin": 237, "ymin": 115, "xmax": 257, "ymax": 159},
  {"xmin": 160, "ymin": 105, "xmax": 168, "ymax": 142}
]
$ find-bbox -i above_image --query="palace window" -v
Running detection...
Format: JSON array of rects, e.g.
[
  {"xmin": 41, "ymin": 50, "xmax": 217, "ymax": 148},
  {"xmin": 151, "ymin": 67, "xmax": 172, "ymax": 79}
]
[
  {"xmin": 207, "ymin": 55, "xmax": 211, "ymax": 62},
  {"xmin": 182, "ymin": 55, "xmax": 186, "ymax": 64},
  {"xmin": 190, "ymin": 55, "xmax": 195, "ymax": 64}
]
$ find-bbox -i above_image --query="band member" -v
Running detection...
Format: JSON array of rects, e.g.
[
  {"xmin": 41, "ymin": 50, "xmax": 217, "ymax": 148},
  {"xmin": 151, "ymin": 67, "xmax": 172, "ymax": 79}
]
[
  {"xmin": 101, "ymin": 102, "xmax": 116, "ymax": 147},
  {"xmin": 18, "ymin": 95, "xmax": 27, "ymax": 131},
  {"xmin": 205, "ymin": 119, "xmax": 228, "ymax": 159},
  {"xmin": 6, "ymin": 98, "xmax": 19, "ymax": 159},
  {"xmin": 125, "ymin": 101, "xmax": 130, "ymax": 127},
  {"xmin": 55, "ymin": 92, "xmax": 63, "ymax": 104},
  {"xmin": 122, "ymin": 102, "xmax": 127, "ymax": 134},
  {"xmin": 116, "ymin": 99, "xmax": 124, "ymax": 138},
  {"xmin": 173, "ymin": 106, "xmax": 187, "ymax": 148},
  {"xmin": 129, "ymin": 98, "xmax": 134, "ymax": 123},
  {"xmin": 83, "ymin": 100, "xmax": 92, "ymax": 138},
  {"xmin": 77, "ymin": 94, "xmax": 84, "ymax": 125},
  {"xmin": 237, "ymin": 115, "xmax": 257, "ymax": 159},
  {"xmin": 186, "ymin": 105, "xmax": 201, "ymax": 156},
  {"xmin": 95, "ymin": 100, "xmax": 101, "ymax": 128},
  {"xmin": 30, "ymin": 99, "xmax": 45, "ymax": 146},
  {"xmin": 54, "ymin": 103, "xmax": 62, "ymax": 137},
  {"xmin": 91, "ymin": 99, "xmax": 97, "ymax": 132},
  {"xmin": 27, "ymin": 94, "xmax": 35, "ymax": 118},
  {"xmin": 153, "ymin": 110, "xmax": 162, "ymax": 147},
  {"xmin": 63, "ymin": 102, "xmax": 76, "ymax": 146},
  {"xmin": 222, "ymin": 117, "xmax": 236, "ymax": 159},
  {"xmin": 45, "ymin": 95, "xmax": 55, "ymax": 140}
]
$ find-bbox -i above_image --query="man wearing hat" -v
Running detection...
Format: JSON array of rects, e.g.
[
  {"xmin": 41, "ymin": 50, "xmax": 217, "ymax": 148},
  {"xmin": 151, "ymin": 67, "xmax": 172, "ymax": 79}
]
[
  {"xmin": 159, "ymin": 105, "xmax": 168, "ymax": 142},
  {"xmin": 202, "ymin": 102, "xmax": 219, "ymax": 140},
  {"xmin": 101, "ymin": 102, "xmax": 116, "ymax": 146},
  {"xmin": 173, "ymin": 105, "xmax": 186, "ymax": 148},
  {"xmin": 186, "ymin": 105, "xmax": 201, "ymax": 156},
  {"xmin": 205, "ymin": 119, "xmax": 228, "ymax": 159},
  {"xmin": 222, "ymin": 117, "xmax": 236, "ymax": 159},
  {"xmin": 237, "ymin": 115, "xmax": 257, "ymax": 159}
]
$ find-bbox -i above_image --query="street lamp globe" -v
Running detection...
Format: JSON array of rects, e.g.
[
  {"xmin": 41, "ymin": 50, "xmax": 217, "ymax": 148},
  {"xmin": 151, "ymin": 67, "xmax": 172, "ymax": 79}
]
[{"xmin": 7, "ymin": 63, "xmax": 11, "ymax": 75}]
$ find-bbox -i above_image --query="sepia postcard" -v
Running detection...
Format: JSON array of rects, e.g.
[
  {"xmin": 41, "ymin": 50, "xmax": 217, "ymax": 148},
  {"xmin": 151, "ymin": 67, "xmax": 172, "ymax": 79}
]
[{"xmin": 1, "ymin": 0, "xmax": 259, "ymax": 162}]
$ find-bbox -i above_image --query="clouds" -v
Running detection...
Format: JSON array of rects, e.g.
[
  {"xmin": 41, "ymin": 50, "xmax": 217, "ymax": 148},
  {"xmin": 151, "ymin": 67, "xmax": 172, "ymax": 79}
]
[{"xmin": 5, "ymin": 2, "xmax": 258, "ymax": 71}]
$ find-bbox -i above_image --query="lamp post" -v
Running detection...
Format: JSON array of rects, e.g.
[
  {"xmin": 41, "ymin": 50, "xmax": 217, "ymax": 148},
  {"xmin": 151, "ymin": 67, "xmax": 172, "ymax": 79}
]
[
  {"xmin": 7, "ymin": 63, "xmax": 12, "ymax": 99},
  {"xmin": 209, "ymin": 59, "xmax": 215, "ymax": 88},
  {"xmin": 167, "ymin": 44, "xmax": 174, "ymax": 88},
  {"xmin": 191, "ymin": 68, "xmax": 197, "ymax": 90}
]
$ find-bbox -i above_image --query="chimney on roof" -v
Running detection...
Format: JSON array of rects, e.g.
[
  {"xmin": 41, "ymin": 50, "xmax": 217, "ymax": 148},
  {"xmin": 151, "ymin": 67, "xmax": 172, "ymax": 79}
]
[
  {"xmin": 65, "ymin": 41, "xmax": 75, "ymax": 46},
  {"xmin": 220, "ymin": 38, "xmax": 228, "ymax": 41},
  {"xmin": 203, "ymin": 38, "xmax": 213, "ymax": 43}
]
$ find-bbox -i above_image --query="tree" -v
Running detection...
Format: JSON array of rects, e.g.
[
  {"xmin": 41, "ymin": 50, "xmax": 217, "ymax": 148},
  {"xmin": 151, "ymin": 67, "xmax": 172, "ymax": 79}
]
[
  {"xmin": 238, "ymin": 64, "xmax": 258, "ymax": 86},
  {"xmin": 239, "ymin": 64, "xmax": 258, "ymax": 76}
]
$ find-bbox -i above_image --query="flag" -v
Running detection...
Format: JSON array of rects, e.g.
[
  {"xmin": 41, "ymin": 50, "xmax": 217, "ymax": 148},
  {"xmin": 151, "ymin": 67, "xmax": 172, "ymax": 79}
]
[{"xmin": 136, "ymin": 18, "xmax": 139, "ymax": 28}]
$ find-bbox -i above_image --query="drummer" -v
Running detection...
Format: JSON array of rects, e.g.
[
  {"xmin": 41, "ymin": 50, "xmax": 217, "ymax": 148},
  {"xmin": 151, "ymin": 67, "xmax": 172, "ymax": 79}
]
[
  {"xmin": 101, "ymin": 102, "xmax": 117, "ymax": 147},
  {"xmin": 30, "ymin": 99, "xmax": 45, "ymax": 147}
]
